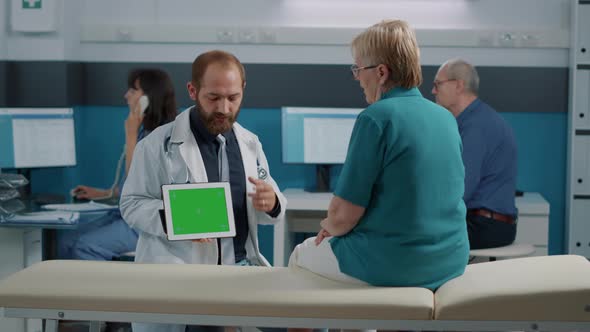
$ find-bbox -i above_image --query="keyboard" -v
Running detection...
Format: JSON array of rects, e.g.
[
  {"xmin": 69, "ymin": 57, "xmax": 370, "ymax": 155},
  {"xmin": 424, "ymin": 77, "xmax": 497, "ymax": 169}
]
[
  {"xmin": 1, "ymin": 211, "xmax": 79, "ymax": 224},
  {"xmin": 42, "ymin": 201, "xmax": 118, "ymax": 212}
]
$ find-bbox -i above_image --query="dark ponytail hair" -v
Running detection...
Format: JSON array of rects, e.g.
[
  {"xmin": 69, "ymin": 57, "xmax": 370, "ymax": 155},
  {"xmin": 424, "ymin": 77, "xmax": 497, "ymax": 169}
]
[{"xmin": 127, "ymin": 68, "xmax": 177, "ymax": 131}]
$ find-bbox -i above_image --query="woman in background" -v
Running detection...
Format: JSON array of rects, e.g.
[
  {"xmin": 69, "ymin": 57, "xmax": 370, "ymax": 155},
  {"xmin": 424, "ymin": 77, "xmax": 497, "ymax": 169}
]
[{"xmin": 58, "ymin": 68, "xmax": 177, "ymax": 260}]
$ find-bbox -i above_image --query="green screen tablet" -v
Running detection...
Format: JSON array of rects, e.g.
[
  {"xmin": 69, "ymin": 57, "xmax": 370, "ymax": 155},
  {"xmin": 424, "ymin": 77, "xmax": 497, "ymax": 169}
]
[{"xmin": 161, "ymin": 182, "xmax": 236, "ymax": 241}]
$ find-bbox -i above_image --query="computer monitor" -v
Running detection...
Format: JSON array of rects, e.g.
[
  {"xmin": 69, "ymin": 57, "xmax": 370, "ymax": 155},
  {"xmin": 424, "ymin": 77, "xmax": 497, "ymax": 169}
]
[
  {"xmin": 0, "ymin": 108, "xmax": 76, "ymax": 169},
  {"xmin": 281, "ymin": 107, "xmax": 362, "ymax": 191}
]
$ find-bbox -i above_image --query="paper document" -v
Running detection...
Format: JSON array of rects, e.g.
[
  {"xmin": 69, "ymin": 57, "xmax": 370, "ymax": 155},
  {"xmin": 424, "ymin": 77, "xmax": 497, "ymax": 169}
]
[
  {"xmin": 2, "ymin": 211, "xmax": 79, "ymax": 224},
  {"xmin": 42, "ymin": 201, "xmax": 118, "ymax": 212}
]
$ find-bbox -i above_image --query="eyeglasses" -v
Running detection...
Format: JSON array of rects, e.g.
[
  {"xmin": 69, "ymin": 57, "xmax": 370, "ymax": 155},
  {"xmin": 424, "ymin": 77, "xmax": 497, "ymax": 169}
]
[
  {"xmin": 432, "ymin": 79, "xmax": 457, "ymax": 90},
  {"xmin": 350, "ymin": 64, "xmax": 378, "ymax": 78}
]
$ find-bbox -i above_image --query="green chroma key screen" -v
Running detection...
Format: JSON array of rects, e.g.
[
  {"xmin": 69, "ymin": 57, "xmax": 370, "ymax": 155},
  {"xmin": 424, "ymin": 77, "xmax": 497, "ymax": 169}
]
[{"xmin": 168, "ymin": 187, "xmax": 230, "ymax": 234}]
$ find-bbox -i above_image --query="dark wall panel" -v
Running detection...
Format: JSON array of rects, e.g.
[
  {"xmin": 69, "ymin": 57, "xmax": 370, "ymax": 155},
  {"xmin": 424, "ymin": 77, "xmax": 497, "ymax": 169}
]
[
  {"xmin": 420, "ymin": 66, "xmax": 568, "ymax": 113},
  {"xmin": 477, "ymin": 67, "xmax": 568, "ymax": 113},
  {"xmin": 83, "ymin": 63, "xmax": 139, "ymax": 106},
  {"xmin": 6, "ymin": 62, "xmax": 70, "ymax": 107},
  {"xmin": 243, "ymin": 64, "xmax": 367, "ymax": 108},
  {"xmin": 66, "ymin": 62, "xmax": 86, "ymax": 105},
  {"xmin": 1, "ymin": 61, "xmax": 568, "ymax": 113},
  {"xmin": 0, "ymin": 61, "xmax": 84, "ymax": 107},
  {"xmin": 0, "ymin": 62, "xmax": 6, "ymax": 106},
  {"xmin": 83, "ymin": 63, "xmax": 192, "ymax": 107}
]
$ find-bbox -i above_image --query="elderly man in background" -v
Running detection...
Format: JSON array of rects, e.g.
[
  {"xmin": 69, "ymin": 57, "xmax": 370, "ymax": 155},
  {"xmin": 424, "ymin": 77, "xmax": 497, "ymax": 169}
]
[{"xmin": 432, "ymin": 58, "xmax": 518, "ymax": 250}]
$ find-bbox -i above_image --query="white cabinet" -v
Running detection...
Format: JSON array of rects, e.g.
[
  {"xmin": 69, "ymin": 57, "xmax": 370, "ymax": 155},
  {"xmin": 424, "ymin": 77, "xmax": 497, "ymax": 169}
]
[
  {"xmin": 0, "ymin": 229, "xmax": 25, "ymax": 332},
  {"xmin": 0, "ymin": 228, "xmax": 44, "ymax": 332},
  {"xmin": 516, "ymin": 214, "xmax": 549, "ymax": 256}
]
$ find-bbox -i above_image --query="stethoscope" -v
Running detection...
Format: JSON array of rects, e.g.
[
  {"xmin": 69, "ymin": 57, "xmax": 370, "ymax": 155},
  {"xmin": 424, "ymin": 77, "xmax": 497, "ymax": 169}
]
[
  {"xmin": 163, "ymin": 135, "xmax": 268, "ymax": 184},
  {"xmin": 164, "ymin": 137, "xmax": 191, "ymax": 184}
]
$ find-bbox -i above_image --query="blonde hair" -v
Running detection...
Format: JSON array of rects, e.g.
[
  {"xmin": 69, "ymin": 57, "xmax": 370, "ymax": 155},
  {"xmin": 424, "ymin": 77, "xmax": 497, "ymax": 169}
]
[{"xmin": 351, "ymin": 19, "xmax": 422, "ymax": 88}]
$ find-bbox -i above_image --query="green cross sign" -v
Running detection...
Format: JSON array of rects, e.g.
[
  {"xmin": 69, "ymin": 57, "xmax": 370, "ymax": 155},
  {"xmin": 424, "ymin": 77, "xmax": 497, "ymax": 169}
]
[{"xmin": 22, "ymin": 0, "xmax": 41, "ymax": 9}]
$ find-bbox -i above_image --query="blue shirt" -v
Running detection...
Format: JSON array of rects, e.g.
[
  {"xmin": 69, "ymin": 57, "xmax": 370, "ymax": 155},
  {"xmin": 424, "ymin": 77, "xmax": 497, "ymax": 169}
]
[
  {"xmin": 331, "ymin": 87, "xmax": 469, "ymax": 290},
  {"xmin": 456, "ymin": 99, "xmax": 517, "ymax": 216}
]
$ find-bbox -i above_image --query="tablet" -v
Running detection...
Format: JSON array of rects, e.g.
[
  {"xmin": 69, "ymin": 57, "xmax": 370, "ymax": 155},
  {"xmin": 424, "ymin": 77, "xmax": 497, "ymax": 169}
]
[{"xmin": 161, "ymin": 182, "xmax": 236, "ymax": 241}]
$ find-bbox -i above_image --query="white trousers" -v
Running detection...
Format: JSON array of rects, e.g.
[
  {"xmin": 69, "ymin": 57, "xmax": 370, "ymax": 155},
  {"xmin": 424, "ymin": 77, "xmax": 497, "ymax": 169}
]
[{"xmin": 288, "ymin": 236, "xmax": 367, "ymax": 286}]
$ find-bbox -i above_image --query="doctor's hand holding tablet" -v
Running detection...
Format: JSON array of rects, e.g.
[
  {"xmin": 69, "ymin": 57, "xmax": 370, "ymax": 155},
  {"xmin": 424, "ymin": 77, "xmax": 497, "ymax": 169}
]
[{"xmin": 161, "ymin": 176, "xmax": 279, "ymax": 243}]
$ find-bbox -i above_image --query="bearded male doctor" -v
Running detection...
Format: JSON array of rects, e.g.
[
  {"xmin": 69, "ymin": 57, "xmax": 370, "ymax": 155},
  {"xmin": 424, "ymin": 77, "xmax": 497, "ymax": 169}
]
[{"xmin": 120, "ymin": 50, "xmax": 287, "ymax": 332}]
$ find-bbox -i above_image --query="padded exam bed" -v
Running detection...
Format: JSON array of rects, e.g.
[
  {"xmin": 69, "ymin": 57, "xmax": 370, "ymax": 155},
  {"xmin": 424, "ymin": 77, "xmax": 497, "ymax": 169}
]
[{"xmin": 0, "ymin": 255, "xmax": 589, "ymax": 331}]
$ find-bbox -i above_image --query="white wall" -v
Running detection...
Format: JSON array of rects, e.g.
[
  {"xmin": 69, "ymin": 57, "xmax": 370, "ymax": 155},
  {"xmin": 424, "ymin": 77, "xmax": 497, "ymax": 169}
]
[
  {"xmin": 0, "ymin": 0, "xmax": 6, "ymax": 59},
  {"xmin": 1, "ymin": 0, "xmax": 573, "ymax": 66},
  {"xmin": 62, "ymin": 0, "xmax": 82, "ymax": 60},
  {"xmin": 4, "ymin": 0, "xmax": 67, "ymax": 60},
  {"xmin": 80, "ymin": 0, "xmax": 569, "ymax": 30}
]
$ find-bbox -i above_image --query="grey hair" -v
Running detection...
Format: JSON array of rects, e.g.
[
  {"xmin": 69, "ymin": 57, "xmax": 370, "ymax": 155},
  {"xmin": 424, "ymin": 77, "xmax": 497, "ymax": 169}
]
[{"xmin": 441, "ymin": 58, "xmax": 479, "ymax": 95}]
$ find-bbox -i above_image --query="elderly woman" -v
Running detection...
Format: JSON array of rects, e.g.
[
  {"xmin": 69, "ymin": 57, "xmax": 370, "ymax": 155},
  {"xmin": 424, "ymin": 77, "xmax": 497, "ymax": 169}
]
[{"xmin": 289, "ymin": 20, "xmax": 469, "ymax": 290}]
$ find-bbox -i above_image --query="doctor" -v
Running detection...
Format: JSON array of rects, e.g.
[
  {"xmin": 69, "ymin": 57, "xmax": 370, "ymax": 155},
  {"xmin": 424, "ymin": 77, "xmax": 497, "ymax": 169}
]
[{"xmin": 120, "ymin": 50, "xmax": 286, "ymax": 332}]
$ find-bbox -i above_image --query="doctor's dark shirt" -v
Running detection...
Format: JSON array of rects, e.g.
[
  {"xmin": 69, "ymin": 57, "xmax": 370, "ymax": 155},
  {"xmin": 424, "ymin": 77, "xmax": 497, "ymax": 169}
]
[{"xmin": 189, "ymin": 108, "xmax": 249, "ymax": 262}]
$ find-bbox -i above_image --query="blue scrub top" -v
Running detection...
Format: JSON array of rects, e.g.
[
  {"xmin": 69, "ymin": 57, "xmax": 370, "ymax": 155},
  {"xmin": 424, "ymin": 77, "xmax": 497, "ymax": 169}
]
[
  {"xmin": 114, "ymin": 127, "xmax": 147, "ymax": 219},
  {"xmin": 331, "ymin": 87, "xmax": 469, "ymax": 290}
]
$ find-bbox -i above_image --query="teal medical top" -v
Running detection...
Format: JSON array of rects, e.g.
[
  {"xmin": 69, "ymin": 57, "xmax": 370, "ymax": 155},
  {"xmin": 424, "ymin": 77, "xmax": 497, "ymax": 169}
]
[{"xmin": 330, "ymin": 87, "xmax": 469, "ymax": 290}]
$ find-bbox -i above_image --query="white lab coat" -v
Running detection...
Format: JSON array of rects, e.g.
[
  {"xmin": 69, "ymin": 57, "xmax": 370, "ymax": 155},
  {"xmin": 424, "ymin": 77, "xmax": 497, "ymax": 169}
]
[{"xmin": 120, "ymin": 108, "xmax": 286, "ymax": 267}]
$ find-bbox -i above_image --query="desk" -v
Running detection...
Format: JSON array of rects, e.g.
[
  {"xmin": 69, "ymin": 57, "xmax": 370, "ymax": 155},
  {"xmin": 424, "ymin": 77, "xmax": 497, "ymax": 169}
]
[{"xmin": 273, "ymin": 189, "xmax": 550, "ymax": 267}]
